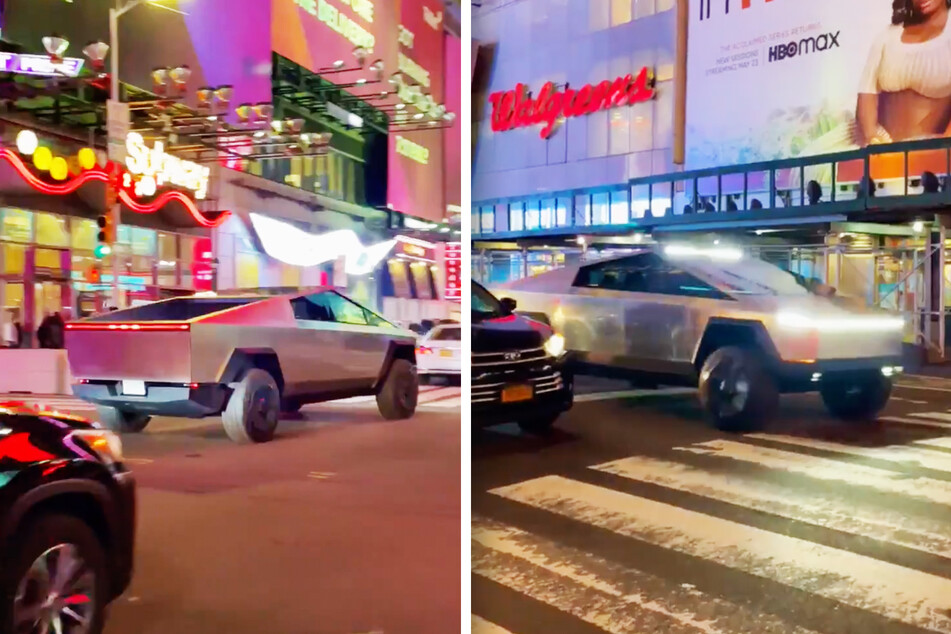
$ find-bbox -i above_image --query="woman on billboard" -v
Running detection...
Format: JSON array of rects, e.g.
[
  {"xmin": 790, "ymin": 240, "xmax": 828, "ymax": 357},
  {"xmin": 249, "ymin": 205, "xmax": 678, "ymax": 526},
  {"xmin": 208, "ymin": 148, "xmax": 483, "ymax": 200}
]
[{"xmin": 856, "ymin": 0, "xmax": 951, "ymax": 145}]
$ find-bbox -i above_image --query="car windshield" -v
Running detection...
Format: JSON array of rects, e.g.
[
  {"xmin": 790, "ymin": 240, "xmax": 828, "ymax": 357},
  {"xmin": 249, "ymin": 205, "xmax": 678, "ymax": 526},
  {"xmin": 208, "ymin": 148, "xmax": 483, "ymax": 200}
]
[
  {"xmin": 472, "ymin": 282, "xmax": 504, "ymax": 321},
  {"xmin": 688, "ymin": 257, "xmax": 811, "ymax": 297}
]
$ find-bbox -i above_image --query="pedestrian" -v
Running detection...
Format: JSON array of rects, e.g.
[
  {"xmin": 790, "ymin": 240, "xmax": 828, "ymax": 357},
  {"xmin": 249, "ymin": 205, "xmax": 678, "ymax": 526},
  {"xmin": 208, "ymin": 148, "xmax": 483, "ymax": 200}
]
[
  {"xmin": 47, "ymin": 311, "xmax": 65, "ymax": 349},
  {"xmin": 37, "ymin": 312, "xmax": 53, "ymax": 349}
]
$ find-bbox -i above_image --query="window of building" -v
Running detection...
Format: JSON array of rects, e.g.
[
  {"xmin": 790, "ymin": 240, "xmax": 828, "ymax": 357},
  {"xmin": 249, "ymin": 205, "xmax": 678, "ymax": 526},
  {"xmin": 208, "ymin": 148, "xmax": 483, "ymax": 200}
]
[
  {"xmin": 509, "ymin": 203, "xmax": 524, "ymax": 232},
  {"xmin": 72, "ymin": 219, "xmax": 97, "ymax": 251},
  {"xmin": 2, "ymin": 209, "xmax": 32, "ymax": 243},
  {"xmin": 481, "ymin": 206, "xmax": 495, "ymax": 233},
  {"xmin": 540, "ymin": 199, "xmax": 555, "ymax": 229},
  {"xmin": 611, "ymin": 0, "xmax": 632, "ymax": 25},
  {"xmin": 525, "ymin": 201, "xmax": 540, "ymax": 230},
  {"xmin": 34, "ymin": 248, "xmax": 62, "ymax": 274},
  {"xmin": 3, "ymin": 243, "xmax": 25, "ymax": 275},
  {"xmin": 592, "ymin": 193, "xmax": 610, "ymax": 226},
  {"xmin": 236, "ymin": 252, "xmax": 260, "ymax": 289},
  {"xmin": 472, "ymin": 209, "xmax": 481, "ymax": 234},
  {"xmin": 610, "ymin": 190, "xmax": 629, "ymax": 224},
  {"xmin": 157, "ymin": 232, "xmax": 177, "ymax": 287},
  {"xmin": 35, "ymin": 213, "xmax": 68, "ymax": 247},
  {"xmin": 130, "ymin": 228, "xmax": 157, "ymax": 256},
  {"xmin": 556, "ymin": 198, "xmax": 569, "ymax": 227},
  {"xmin": 656, "ymin": 0, "xmax": 674, "ymax": 12},
  {"xmin": 634, "ymin": 0, "xmax": 656, "ymax": 19}
]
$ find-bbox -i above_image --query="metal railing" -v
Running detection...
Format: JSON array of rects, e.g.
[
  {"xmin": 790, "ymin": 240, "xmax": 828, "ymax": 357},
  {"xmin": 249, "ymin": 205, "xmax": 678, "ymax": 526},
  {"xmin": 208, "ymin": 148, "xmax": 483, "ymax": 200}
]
[{"xmin": 474, "ymin": 137, "xmax": 951, "ymax": 238}]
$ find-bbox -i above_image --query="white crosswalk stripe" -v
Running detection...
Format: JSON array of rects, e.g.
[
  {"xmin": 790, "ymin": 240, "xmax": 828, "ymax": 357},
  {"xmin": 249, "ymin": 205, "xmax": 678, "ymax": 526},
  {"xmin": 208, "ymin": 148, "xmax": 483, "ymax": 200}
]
[{"xmin": 474, "ymin": 415, "xmax": 951, "ymax": 633}]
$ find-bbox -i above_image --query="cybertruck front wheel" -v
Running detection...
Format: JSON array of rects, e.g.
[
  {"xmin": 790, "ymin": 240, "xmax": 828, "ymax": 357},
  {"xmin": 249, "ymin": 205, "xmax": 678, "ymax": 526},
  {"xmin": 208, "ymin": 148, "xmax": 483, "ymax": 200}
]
[
  {"xmin": 96, "ymin": 406, "xmax": 151, "ymax": 433},
  {"xmin": 222, "ymin": 369, "xmax": 280, "ymax": 443},
  {"xmin": 698, "ymin": 346, "xmax": 777, "ymax": 432},
  {"xmin": 820, "ymin": 373, "xmax": 892, "ymax": 422},
  {"xmin": 377, "ymin": 359, "xmax": 419, "ymax": 420}
]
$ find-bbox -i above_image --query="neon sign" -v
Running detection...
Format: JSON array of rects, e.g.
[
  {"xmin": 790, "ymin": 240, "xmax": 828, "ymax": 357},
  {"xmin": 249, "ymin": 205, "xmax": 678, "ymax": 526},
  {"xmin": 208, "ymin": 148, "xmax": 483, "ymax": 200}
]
[
  {"xmin": 0, "ymin": 53, "xmax": 84, "ymax": 77},
  {"xmin": 125, "ymin": 133, "xmax": 211, "ymax": 200},
  {"xmin": 395, "ymin": 136, "xmax": 429, "ymax": 165},
  {"xmin": 249, "ymin": 213, "xmax": 395, "ymax": 275},
  {"xmin": 489, "ymin": 67, "xmax": 656, "ymax": 139},
  {"xmin": 444, "ymin": 242, "xmax": 461, "ymax": 302}
]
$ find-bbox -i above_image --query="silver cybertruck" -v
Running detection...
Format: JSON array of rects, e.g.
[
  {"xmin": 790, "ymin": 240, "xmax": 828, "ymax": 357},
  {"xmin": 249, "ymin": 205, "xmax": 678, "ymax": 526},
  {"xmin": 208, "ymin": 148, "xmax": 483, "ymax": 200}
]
[
  {"xmin": 65, "ymin": 290, "xmax": 418, "ymax": 443},
  {"xmin": 492, "ymin": 245, "xmax": 905, "ymax": 431}
]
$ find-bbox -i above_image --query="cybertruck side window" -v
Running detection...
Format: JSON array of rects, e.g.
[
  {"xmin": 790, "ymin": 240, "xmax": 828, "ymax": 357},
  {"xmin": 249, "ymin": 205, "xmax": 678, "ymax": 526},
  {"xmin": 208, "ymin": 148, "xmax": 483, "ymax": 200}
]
[
  {"xmin": 290, "ymin": 294, "xmax": 335, "ymax": 322},
  {"xmin": 574, "ymin": 254, "xmax": 732, "ymax": 299}
]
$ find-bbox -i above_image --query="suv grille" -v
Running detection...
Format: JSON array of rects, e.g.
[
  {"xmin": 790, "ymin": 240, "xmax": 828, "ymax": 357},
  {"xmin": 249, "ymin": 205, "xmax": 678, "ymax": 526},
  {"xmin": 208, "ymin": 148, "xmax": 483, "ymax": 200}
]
[{"xmin": 472, "ymin": 347, "xmax": 563, "ymax": 404}]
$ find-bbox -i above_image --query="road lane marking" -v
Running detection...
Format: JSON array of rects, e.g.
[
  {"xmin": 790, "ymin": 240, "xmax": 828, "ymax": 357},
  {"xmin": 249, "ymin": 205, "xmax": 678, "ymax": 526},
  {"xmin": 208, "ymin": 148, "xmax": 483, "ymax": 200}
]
[
  {"xmin": 880, "ymin": 415, "xmax": 951, "ymax": 430},
  {"xmin": 490, "ymin": 475, "xmax": 951, "ymax": 632},
  {"xmin": 909, "ymin": 411, "xmax": 951, "ymax": 423},
  {"xmin": 471, "ymin": 615, "xmax": 514, "ymax": 634},
  {"xmin": 307, "ymin": 471, "xmax": 335, "ymax": 480},
  {"xmin": 678, "ymin": 440, "xmax": 951, "ymax": 506},
  {"xmin": 573, "ymin": 388, "xmax": 695, "ymax": 404},
  {"xmin": 124, "ymin": 458, "xmax": 153, "ymax": 465},
  {"xmin": 472, "ymin": 516, "xmax": 819, "ymax": 634},
  {"xmin": 748, "ymin": 433, "xmax": 951, "ymax": 474},
  {"xmin": 593, "ymin": 455, "xmax": 951, "ymax": 560},
  {"xmin": 895, "ymin": 382, "xmax": 951, "ymax": 393}
]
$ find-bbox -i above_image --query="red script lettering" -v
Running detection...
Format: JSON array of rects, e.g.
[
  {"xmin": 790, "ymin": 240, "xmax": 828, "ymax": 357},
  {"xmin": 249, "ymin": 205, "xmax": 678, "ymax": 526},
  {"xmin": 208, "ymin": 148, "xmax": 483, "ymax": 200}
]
[{"xmin": 488, "ymin": 68, "xmax": 655, "ymax": 139}]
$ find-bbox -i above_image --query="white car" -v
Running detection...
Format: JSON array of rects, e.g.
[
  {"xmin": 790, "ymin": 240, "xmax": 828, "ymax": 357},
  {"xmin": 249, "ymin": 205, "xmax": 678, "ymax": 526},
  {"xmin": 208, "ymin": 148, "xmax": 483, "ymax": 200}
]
[{"xmin": 416, "ymin": 323, "xmax": 462, "ymax": 380}]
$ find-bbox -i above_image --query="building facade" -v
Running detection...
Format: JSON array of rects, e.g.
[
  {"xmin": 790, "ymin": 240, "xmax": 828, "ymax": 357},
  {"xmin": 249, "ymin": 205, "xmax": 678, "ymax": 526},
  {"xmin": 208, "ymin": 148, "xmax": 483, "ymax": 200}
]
[{"xmin": 0, "ymin": 0, "xmax": 461, "ymax": 340}]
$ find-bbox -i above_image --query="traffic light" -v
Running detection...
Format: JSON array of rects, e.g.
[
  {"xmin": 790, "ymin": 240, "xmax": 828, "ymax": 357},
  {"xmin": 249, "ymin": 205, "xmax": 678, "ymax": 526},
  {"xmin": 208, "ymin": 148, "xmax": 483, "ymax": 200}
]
[
  {"xmin": 84, "ymin": 264, "xmax": 100, "ymax": 284},
  {"xmin": 95, "ymin": 214, "xmax": 114, "ymax": 259}
]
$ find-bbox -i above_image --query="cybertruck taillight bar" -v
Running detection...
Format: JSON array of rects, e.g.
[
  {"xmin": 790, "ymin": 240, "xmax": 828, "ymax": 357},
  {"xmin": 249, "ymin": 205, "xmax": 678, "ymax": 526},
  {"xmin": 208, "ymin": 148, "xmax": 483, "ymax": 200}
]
[{"xmin": 65, "ymin": 323, "xmax": 190, "ymax": 332}]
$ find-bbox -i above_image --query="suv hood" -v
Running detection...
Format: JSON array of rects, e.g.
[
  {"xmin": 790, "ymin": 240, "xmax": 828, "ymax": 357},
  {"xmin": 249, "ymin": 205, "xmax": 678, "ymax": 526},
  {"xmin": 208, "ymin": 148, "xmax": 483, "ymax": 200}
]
[{"xmin": 472, "ymin": 314, "xmax": 552, "ymax": 353}]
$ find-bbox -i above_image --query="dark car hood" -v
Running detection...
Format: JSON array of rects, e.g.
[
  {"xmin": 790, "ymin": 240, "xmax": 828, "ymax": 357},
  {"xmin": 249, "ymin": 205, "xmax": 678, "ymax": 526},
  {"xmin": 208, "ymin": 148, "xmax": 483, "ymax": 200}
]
[{"xmin": 472, "ymin": 314, "xmax": 551, "ymax": 353}]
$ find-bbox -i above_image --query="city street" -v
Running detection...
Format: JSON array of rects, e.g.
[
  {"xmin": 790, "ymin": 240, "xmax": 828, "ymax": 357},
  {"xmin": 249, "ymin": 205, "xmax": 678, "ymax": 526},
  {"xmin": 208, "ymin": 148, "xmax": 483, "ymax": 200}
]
[
  {"xmin": 6, "ymin": 391, "xmax": 461, "ymax": 634},
  {"xmin": 472, "ymin": 376, "xmax": 951, "ymax": 634}
]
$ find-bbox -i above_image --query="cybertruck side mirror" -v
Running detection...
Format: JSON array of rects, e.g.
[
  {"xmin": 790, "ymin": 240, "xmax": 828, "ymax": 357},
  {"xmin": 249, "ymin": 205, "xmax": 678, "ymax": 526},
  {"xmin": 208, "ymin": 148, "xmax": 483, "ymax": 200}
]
[{"xmin": 500, "ymin": 297, "xmax": 517, "ymax": 315}]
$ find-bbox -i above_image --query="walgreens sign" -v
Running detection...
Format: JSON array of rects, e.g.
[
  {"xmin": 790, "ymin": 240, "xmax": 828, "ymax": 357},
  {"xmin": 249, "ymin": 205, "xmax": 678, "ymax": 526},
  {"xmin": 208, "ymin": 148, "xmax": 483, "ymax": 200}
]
[{"xmin": 488, "ymin": 67, "xmax": 655, "ymax": 139}]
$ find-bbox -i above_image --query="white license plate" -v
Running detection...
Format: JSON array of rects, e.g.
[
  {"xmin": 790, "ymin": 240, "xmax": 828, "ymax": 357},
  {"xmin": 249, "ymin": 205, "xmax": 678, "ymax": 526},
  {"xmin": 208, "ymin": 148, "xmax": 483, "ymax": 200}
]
[{"xmin": 121, "ymin": 380, "xmax": 146, "ymax": 396}]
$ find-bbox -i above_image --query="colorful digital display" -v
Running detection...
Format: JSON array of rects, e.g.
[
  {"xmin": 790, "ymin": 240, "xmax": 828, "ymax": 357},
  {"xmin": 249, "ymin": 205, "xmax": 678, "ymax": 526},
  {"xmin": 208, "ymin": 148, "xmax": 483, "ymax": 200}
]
[{"xmin": 687, "ymin": 0, "xmax": 951, "ymax": 177}]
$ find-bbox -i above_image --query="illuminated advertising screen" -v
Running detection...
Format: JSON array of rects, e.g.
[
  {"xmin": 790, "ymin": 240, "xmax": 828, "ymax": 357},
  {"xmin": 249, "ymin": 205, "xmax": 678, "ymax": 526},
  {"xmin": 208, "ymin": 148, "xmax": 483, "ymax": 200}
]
[
  {"xmin": 687, "ymin": 0, "xmax": 951, "ymax": 177},
  {"xmin": 386, "ymin": 0, "xmax": 447, "ymax": 222},
  {"xmin": 444, "ymin": 242, "xmax": 461, "ymax": 302},
  {"xmin": 271, "ymin": 0, "xmax": 400, "ymax": 79},
  {"xmin": 443, "ymin": 33, "xmax": 461, "ymax": 212}
]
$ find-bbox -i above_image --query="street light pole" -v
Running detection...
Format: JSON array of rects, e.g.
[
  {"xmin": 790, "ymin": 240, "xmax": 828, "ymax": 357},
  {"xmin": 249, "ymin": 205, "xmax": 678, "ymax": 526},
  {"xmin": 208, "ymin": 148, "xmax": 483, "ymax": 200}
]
[{"xmin": 108, "ymin": 4, "xmax": 121, "ymax": 308}]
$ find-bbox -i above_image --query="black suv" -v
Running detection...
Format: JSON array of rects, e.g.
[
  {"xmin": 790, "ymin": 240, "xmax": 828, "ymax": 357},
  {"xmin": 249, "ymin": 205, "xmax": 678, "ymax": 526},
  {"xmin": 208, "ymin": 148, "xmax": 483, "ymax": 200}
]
[
  {"xmin": 472, "ymin": 281, "xmax": 573, "ymax": 433},
  {"xmin": 0, "ymin": 404, "xmax": 135, "ymax": 634}
]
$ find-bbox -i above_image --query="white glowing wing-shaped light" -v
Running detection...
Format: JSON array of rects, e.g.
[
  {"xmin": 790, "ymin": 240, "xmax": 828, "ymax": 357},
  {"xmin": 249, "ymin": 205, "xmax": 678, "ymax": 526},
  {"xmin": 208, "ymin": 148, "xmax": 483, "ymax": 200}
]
[{"xmin": 249, "ymin": 213, "xmax": 395, "ymax": 273}]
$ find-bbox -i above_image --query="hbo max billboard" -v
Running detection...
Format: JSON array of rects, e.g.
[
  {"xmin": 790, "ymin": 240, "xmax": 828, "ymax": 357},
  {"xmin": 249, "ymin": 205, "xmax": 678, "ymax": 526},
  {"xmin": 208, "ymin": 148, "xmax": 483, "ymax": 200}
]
[{"xmin": 686, "ymin": 0, "xmax": 951, "ymax": 169}]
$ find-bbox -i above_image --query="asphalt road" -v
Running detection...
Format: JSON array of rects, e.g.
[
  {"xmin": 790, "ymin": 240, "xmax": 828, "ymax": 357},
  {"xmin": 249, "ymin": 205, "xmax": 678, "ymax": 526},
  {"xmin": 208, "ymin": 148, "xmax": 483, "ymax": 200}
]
[
  {"xmin": 473, "ymin": 376, "xmax": 951, "ymax": 634},
  {"xmin": 85, "ymin": 404, "xmax": 462, "ymax": 634}
]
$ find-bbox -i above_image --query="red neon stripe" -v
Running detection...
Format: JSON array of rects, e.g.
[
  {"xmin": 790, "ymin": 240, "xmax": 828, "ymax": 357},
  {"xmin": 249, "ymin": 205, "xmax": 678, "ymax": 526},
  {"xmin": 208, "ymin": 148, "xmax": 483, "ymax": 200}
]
[
  {"xmin": 117, "ymin": 189, "xmax": 230, "ymax": 228},
  {"xmin": 0, "ymin": 148, "xmax": 230, "ymax": 228},
  {"xmin": 0, "ymin": 149, "xmax": 109, "ymax": 193},
  {"xmin": 65, "ymin": 322, "xmax": 190, "ymax": 331}
]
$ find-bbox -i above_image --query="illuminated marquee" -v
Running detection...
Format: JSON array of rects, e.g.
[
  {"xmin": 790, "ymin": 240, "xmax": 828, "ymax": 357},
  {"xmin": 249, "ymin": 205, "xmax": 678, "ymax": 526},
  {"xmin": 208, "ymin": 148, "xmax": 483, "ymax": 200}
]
[
  {"xmin": 444, "ymin": 242, "xmax": 461, "ymax": 302},
  {"xmin": 396, "ymin": 136, "xmax": 429, "ymax": 165},
  {"xmin": 295, "ymin": 0, "xmax": 375, "ymax": 49},
  {"xmin": 249, "ymin": 213, "xmax": 395, "ymax": 275},
  {"xmin": 125, "ymin": 132, "xmax": 211, "ymax": 200},
  {"xmin": 489, "ymin": 67, "xmax": 655, "ymax": 139}
]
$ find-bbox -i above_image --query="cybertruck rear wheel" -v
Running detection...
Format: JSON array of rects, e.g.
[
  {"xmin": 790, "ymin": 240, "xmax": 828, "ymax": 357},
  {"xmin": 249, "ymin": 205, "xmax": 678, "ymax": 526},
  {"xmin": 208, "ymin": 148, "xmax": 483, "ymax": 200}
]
[
  {"xmin": 698, "ymin": 346, "xmax": 777, "ymax": 432},
  {"xmin": 95, "ymin": 406, "xmax": 151, "ymax": 433},
  {"xmin": 222, "ymin": 369, "xmax": 280, "ymax": 443},
  {"xmin": 377, "ymin": 359, "xmax": 419, "ymax": 420},
  {"xmin": 820, "ymin": 373, "xmax": 892, "ymax": 422}
]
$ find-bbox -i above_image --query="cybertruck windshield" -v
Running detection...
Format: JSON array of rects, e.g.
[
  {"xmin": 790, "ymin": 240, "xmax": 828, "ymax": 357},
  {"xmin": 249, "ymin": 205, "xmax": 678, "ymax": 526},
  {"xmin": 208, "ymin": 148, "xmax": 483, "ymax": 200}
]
[{"xmin": 684, "ymin": 257, "xmax": 811, "ymax": 298}]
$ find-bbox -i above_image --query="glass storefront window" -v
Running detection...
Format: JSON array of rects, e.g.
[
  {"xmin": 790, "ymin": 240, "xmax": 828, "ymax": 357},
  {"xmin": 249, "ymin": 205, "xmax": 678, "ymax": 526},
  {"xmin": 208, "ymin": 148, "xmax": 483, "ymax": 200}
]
[
  {"xmin": 509, "ymin": 204, "xmax": 523, "ymax": 232},
  {"xmin": 157, "ymin": 233, "xmax": 177, "ymax": 287},
  {"xmin": 3, "ymin": 243, "xmax": 25, "ymax": 275},
  {"xmin": 35, "ymin": 213, "xmax": 69, "ymax": 247},
  {"xmin": 592, "ymin": 193, "xmax": 610, "ymax": 225},
  {"xmin": 2, "ymin": 209, "xmax": 32, "ymax": 243},
  {"xmin": 281, "ymin": 263, "xmax": 300, "ymax": 288},
  {"xmin": 525, "ymin": 203, "xmax": 540, "ymax": 230},
  {"xmin": 131, "ymin": 228, "xmax": 157, "ymax": 256},
  {"xmin": 556, "ymin": 198, "xmax": 569, "ymax": 227},
  {"xmin": 236, "ymin": 252, "xmax": 260, "ymax": 288},
  {"xmin": 71, "ymin": 219, "xmax": 97, "ymax": 251},
  {"xmin": 481, "ymin": 207, "xmax": 495, "ymax": 233},
  {"xmin": 180, "ymin": 236, "xmax": 197, "ymax": 288},
  {"xmin": 611, "ymin": 0, "xmax": 632, "ymax": 25},
  {"xmin": 35, "ymin": 248, "xmax": 63, "ymax": 274}
]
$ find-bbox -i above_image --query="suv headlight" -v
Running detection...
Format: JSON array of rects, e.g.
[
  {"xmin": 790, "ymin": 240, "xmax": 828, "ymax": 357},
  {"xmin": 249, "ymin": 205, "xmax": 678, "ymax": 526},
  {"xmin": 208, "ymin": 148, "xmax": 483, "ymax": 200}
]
[
  {"xmin": 70, "ymin": 429, "xmax": 123, "ymax": 465},
  {"xmin": 544, "ymin": 333, "xmax": 566, "ymax": 358}
]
